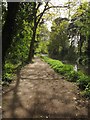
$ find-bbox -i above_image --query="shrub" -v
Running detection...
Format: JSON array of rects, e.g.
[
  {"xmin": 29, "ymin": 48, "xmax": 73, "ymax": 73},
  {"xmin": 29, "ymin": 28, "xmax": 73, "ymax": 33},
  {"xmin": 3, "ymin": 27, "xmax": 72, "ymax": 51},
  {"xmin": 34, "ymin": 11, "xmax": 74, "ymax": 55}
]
[
  {"xmin": 2, "ymin": 61, "xmax": 20, "ymax": 85},
  {"xmin": 81, "ymin": 82, "xmax": 90, "ymax": 98},
  {"xmin": 77, "ymin": 76, "xmax": 90, "ymax": 90},
  {"xmin": 66, "ymin": 71, "xmax": 79, "ymax": 82},
  {"xmin": 84, "ymin": 82, "xmax": 90, "ymax": 97},
  {"xmin": 42, "ymin": 56, "xmax": 90, "ymax": 98}
]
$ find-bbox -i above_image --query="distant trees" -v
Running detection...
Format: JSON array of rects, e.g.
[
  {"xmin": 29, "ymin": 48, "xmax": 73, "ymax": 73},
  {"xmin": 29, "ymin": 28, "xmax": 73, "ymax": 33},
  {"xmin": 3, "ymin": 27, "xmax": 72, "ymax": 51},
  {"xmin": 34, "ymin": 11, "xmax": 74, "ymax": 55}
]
[
  {"xmin": 3, "ymin": 1, "xmax": 90, "ymax": 64},
  {"xmin": 2, "ymin": 2, "xmax": 69, "ymax": 83},
  {"xmin": 2, "ymin": 1, "xmax": 69, "ymax": 64},
  {"xmin": 35, "ymin": 24, "xmax": 50, "ymax": 55},
  {"xmin": 48, "ymin": 1, "xmax": 90, "ymax": 70},
  {"xmin": 48, "ymin": 17, "xmax": 77, "ymax": 61},
  {"xmin": 69, "ymin": 2, "xmax": 90, "ymax": 67},
  {"xmin": 27, "ymin": 2, "xmax": 68, "ymax": 62},
  {"xmin": 2, "ymin": 1, "xmax": 90, "ymax": 83}
]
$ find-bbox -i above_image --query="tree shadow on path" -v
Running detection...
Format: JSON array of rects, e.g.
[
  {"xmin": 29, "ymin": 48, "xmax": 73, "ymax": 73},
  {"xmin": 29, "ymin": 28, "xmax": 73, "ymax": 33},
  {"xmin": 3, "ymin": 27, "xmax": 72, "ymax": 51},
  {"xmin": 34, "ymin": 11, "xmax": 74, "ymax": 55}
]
[{"xmin": 2, "ymin": 58, "xmax": 89, "ymax": 119}]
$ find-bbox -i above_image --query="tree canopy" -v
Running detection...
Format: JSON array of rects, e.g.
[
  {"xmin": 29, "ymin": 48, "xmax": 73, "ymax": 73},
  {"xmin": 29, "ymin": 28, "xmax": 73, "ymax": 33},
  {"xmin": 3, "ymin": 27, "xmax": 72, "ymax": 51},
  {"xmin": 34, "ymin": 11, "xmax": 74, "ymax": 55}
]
[{"xmin": 2, "ymin": 1, "xmax": 90, "ymax": 85}]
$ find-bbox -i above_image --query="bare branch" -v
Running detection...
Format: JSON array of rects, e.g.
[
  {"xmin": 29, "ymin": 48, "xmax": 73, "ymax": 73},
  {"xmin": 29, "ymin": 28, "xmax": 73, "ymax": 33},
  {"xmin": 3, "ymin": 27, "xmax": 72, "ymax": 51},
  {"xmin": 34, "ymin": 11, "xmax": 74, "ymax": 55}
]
[
  {"xmin": 45, "ymin": 5, "xmax": 68, "ymax": 10},
  {"xmin": 36, "ymin": 2, "xmax": 42, "ymax": 11},
  {"xmin": 36, "ymin": 2, "xmax": 49, "ymax": 26},
  {"xmin": 36, "ymin": 5, "xmax": 68, "ymax": 19}
]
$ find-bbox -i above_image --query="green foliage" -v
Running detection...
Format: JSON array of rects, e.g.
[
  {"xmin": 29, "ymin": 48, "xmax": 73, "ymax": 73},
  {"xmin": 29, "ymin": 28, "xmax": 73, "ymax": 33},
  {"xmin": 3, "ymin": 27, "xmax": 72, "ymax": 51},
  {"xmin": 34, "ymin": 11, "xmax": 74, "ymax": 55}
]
[
  {"xmin": 42, "ymin": 56, "xmax": 90, "ymax": 98},
  {"xmin": 3, "ymin": 17, "xmax": 32, "ymax": 85},
  {"xmin": 77, "ymin": 76, "xmax": 90, "ymax": 90},
  {"xmin": 35, "ymin": 24, "xmax": 50, "ymax": 55},
  {"xmin": 70, "ymin": 2, "xmax": 90, "ymax": 65},
  {"xmin": 6, "ymin": 21, "xmax": 32, "ymax": 63},
  {"xmin": 84, "ymin": 82, "xmax": 90, "ymax": 97},
  {"xmin": 42, "ymin": 56, "xmax": 63, "ymax": 67},
  {"xmin": 80, "ymin": 81, "xmax": 90, "ymax": 98},
  {"xmin": 35, "ymin": 39, "xmax": 49, "ymax": 54},
  {"xmin": 66, "ymin": 71, "xmax": 79, "ymax": 82},
  {"xmin": 2, "ymin": 62, "xmax": 16, "ymax": 85},
  {"xmin": 48, "ymin": 18, "xmax": 69, "ymax": 60}
]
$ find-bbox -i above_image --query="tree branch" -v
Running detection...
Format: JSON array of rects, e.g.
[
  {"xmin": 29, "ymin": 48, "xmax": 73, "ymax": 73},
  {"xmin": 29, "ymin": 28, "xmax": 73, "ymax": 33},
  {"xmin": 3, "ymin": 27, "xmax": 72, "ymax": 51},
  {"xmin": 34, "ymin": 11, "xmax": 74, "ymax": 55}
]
[
  {"xmin": 36, "ymin": 2, "xmax": 49, "ymax": 26},
  {"xmin": 36, "ymin": 2, "xmax": 42, "ymax": 11},
  {"xmin": 36, "ymin": 5, "xmax": 68, "ymax": 19}
]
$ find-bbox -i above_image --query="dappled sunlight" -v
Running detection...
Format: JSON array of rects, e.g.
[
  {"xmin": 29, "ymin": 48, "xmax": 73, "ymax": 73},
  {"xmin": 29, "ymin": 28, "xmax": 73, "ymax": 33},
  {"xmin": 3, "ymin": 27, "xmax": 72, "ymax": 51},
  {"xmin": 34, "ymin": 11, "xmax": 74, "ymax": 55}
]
[
  {"xmin": 2, "ymin": 58, "xmax": 88, "ymax": 118},
  {"xmin": 2, "ymin": 1, "xmax": 90, "ymax": 119}
]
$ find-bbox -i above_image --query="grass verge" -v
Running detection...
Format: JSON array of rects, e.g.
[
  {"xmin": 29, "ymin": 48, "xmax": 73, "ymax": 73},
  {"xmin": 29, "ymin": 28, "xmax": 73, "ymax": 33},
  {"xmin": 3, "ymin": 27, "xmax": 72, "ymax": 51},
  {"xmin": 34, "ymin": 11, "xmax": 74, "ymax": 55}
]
[{"xmin": 42, "ymin": 56, "xmax": 90, "ymax": 98}]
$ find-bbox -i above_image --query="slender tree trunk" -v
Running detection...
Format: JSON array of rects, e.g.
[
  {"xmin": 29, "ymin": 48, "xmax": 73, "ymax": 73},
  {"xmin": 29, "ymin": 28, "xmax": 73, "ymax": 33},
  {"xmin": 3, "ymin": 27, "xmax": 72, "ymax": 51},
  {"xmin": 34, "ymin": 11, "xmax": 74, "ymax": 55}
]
[
  {"xmin": 28, "ymin": 26, "xmax": 37, "ymax": 62},
  {"xmin": 28, "ymin": 2, "xmax": 48, "ymax": 62},
  {"xmin": 28, "ymin": 3, "xmax": 37, "ymax": 62},
  {"xmin": 78, "ymin": 34, "xmax": 83, "ymax": 57},
  {"xmin": 2, "ymin": 2, "xmax": 19, "ymax": 65},
  {"xmin": 87, "ymin": 35, "xmax": 90, "ymax": 75}
]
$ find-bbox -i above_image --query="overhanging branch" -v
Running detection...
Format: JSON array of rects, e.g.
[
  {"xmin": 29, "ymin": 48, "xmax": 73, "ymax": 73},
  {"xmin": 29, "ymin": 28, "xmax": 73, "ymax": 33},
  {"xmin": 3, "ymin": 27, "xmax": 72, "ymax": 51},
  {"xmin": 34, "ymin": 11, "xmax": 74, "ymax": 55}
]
[
  {"xmin": 36, "ymin": 2, "xmax": 49, "ymax": 26},
  {"xmin": 36, "ymin": 5, "xmax": 68, "ymax": 19}
]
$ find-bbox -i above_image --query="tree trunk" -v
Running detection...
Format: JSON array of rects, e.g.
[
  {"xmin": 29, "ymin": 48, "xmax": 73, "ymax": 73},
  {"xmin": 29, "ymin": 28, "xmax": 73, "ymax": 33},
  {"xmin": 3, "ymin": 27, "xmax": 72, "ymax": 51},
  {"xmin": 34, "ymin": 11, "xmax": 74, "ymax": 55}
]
[
  {"xmin": 28, "ymin": 2, "xmax": 48, "ymax": 62},
  {"xmin": 2, "ymin": 2, "xmax": 19, "ymax": 65},
  {"xmin": 87, "ymin": 35, "xmax": 90, "ymax": 75},
  {"xmin": 28, "ymin": 3, "xmax": 37, "ymax": 62},
  {"xmin": 78, "ymin": 34, "xmax": 83, "ymax": 57},
  {"xmin": 28, "ymin": 27, "xmax": 37, "ymax": 62}
]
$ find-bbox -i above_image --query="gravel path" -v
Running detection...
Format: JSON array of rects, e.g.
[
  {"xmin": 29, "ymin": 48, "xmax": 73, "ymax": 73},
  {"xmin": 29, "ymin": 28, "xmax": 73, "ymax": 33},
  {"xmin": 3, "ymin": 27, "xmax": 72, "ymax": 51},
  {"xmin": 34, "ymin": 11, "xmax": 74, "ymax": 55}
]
[{"xmin": 2, "ymin": 57, "xmax": 89, "ymax": 119}]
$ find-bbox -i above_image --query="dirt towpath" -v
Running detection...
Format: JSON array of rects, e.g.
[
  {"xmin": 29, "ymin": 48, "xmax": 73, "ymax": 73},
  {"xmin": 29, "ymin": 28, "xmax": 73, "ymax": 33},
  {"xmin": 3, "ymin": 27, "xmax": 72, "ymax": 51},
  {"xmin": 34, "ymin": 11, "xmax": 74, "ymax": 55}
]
[{"xmin": 2, "ymin": 57, "xmax": 89, "ymax": 119}]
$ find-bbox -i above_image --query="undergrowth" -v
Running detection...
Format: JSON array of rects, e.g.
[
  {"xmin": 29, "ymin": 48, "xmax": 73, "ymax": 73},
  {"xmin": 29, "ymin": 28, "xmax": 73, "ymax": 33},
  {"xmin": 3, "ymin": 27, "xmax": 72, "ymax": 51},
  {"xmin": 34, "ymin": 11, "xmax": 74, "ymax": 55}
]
[
  {"xmin": 2, "ymin": 61, "xmax": 21, "ymax": 86},
  {"xmin": 42, "ymin": 56, "xmax": 90, "ymax": 98},
  {"xmin": 2, "ymin": 60, "xmax": 28, "ymax": 86}
]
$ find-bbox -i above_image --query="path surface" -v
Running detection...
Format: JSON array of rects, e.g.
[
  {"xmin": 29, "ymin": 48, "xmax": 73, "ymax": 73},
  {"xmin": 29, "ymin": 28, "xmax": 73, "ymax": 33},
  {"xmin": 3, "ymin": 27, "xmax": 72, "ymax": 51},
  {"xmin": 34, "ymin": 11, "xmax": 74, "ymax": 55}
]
[{"xmin": 2, "ymin": 57, "xmax": 89, "ymax": 119}]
